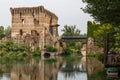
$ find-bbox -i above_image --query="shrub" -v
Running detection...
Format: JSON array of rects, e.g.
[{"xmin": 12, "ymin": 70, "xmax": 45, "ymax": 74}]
[
  {"xmin": 33, "ymin": 47, "xmax": 41, "ymax": 56},
  {"xmin": 87, "ymin": 53, "xmax": 95, "ymax": 57},
  {"xmin": 64, "ymin": 47, "xmax": 72, "ymax": 55},
  {"xmin": 45, "ymin": 45, "xmax": 58, "ymax": 52},
  {"xmin": 0, "ymin": 41, "xmax": 28, "ymax": 59},
  {"xmin": 96, "ymin": 53, "xmax": 104, "ymax": 62}
]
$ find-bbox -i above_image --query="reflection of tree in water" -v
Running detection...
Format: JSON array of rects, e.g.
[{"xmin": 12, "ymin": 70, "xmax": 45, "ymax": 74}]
[
  {"xmin": 87, "ymin": 58, "xmax": 107, "ymax": 80},
  {"xmin": 60, "ymin": 56, "xmax": 86, "ymax": 78}
]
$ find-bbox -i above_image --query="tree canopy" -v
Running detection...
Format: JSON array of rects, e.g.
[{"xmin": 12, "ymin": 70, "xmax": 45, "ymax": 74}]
[
  {"xmin": 0, "ymin": 26, "xmax": 5, "ymax": 39},
  {"xmin": 87, "ymin": 21, "xmax": 120, "ymax": 50},
  {"xmin": 87, "ymin": 21, "xmax": 100, "ymax": 38},
  {"xmin": 82, "ymin": 0, "xmax": 120, "ymax": 26},
  {"xmin": 61, "ymin": 25, "xmax": 82, "ymax": 54},
  {"xmin": 61, "ymin": 25, "xmax": 80, "ymax": 36},
  {"xmin": 0, "ymin": 26, "xmax": 11, "ymax": 39}
]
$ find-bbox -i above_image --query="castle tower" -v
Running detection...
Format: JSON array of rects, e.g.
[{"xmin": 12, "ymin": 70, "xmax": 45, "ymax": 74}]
[{"xmin": 10, "ymin": 6, "xmax": 59, "ymax": 50}]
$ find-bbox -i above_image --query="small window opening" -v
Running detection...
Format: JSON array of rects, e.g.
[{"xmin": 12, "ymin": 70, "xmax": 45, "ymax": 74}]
[
  {"xmin": 20, "ymin": 29, "xmax": 23, "ymax": 36},
  {"xmin": 50, "ymin": 27, "xmax": 53, "ymax": 35},
  {"xmin": 34, "ymin": 19, "xmax": 39, "ymax": 26},
  {"xmin": 21, "ymin": 19, "xmax": 24, "ymax": 25},
  {"xmin": 45, "ymin": 14, "xmax": 46, "ymax": 17},
  {"xmin": 20, "ymin": 12, "xmax": 22, "ymax": 18},
  {"xmin": 32, "ymin": 12, "xmax": 35, "ymax": 17}
]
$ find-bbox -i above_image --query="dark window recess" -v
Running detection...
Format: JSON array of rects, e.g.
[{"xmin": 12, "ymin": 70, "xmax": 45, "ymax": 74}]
[
  {"xmin": 20, "ymin": 12, "xmax": 22, "ymax": 18},
  {"xmin": 34, "ymin": 19, "xmax": 39, "ymax": 26},
  {"xmin": 21, "ymin": 19, "xmax": 24, "ymax": 25},
  {"xmin": 49, "ymin": 27, "xmax": 53, "ymax": 35},
  {"xmin": 20, "ymin": 29, "xmax": 23, "ymax": 36},
  {"xmin": 31, "ymin": 30, "xmax": 37, "ymax": 36},
  {"xmin": 32, "ymin": 12, "xmax": 34, "ymax": 17}
]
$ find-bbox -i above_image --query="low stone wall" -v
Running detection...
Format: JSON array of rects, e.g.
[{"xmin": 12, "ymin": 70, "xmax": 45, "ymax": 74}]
[
  {"xmin": 81, "ymin": 37, "xmax": 103, "ymax": 56},
  {"xmin": 87, "ymin": 37, "xmax": 103, "ymax": 54},
  {"xmin": 81, "ymin": 44, "xmax": 86, "ymax": 56}
]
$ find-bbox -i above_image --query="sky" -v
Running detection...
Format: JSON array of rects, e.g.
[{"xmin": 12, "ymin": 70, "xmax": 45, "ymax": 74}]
[{"xmin": 0, "ymin": 0, "xmax": 93, "ymax": 35}]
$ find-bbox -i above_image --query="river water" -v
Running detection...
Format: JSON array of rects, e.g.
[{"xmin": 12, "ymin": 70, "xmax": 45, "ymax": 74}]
[{"xmin": 0, "ymin": 55, "xmax": 115, "ymax": 80}]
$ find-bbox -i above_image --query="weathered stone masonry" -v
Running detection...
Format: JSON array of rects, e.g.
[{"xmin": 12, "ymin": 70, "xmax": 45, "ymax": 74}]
[{"xmin": 10, "ymin": 6, "xmax": 60, "ymax": 51}]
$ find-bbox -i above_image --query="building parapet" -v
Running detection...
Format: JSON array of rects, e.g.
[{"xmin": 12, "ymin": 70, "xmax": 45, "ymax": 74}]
[{"xmin": 10, "ymin": 6, "xmax": 58, "ymax": 20}]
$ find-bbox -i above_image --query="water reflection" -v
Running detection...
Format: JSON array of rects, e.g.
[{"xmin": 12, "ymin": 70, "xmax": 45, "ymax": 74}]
[
  {"xmin": 58, "ymin": 56, "xmax": 87, "ymax": 80},
  {"xmin": 87, "ymin": 58, "xmax": 108, "ymax": 80},
  {"xmin": 1, "ymin": 57, "xmax": 119, "ymax": 80},
  {"xmin": 0, "ymin": 56, "xmax": 87, "ymax": 80}
]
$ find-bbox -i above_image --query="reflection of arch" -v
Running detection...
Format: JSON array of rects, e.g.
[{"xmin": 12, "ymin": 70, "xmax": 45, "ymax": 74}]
[{"xmin": 44, "ymin": 53, "xmax": 50, "ymax": 58}]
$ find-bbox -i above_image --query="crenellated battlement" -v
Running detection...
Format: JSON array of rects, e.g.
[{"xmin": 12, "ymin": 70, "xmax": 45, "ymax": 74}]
[{"xmin": 10, "ymin": 6, "xmax": 58, "ymax": 20}]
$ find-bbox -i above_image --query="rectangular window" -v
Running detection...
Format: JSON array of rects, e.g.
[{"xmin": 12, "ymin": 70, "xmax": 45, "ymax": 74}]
[{"xmin": 20, "ymin": 29, "xmax": 23, "ymax": 36}]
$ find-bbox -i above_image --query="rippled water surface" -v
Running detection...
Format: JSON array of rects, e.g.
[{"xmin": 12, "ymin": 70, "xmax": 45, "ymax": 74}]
[{"xmin": 0, "ymin": 56, "xmax": 115, "ymax": 80}]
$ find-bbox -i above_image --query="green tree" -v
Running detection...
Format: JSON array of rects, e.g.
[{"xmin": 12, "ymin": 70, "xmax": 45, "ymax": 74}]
[
  {"xmin": 61, "ymin": 25, "xmax": 80, "ymax": 36},
  {"xmin": 87, "ymin": 21, "xmax": 100, "ymax": 38},
  {"xmin": 88, "ymin": 21, "xmax": 120, "ymax": 51},
  {"xmin": 61, "ymin": 25, "xmax": 81, "ymax": 54},
  {"xmin": 4, "ymin": 26, "xmax": 11, "ymax": 36},
  {"xmin": 82, "ymin": 0, "xmax": 120, "ymax": 26},
  {"xmin": 93, "ymin": 24, "xmax": 113, "ymax": 47},
  {"xmin": 0, "ymin": 26, "xmax": 5, "ymax": 39}
]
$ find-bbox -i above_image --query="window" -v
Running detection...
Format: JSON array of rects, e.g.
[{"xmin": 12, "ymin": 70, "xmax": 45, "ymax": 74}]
[
  {"xmin": 34, "ymin": 19, "xmax": 39, "ymax": 26},
  {"xmin": 49, "ymin": 27, "xmax": 53, "ymax": 35},
  {"xmin": 20, "ymin": 12, "xmax": 22, "ymax": 18},
  {"xmin": 19, "ymin": 29, "xmax": 23, "ymax": 36},
  {"xmin": 32, "ymin": 12, "xmax": 35, "ymax": 17},
  {"xmin": 21, "ymin": 19, "xmax": 24, "ymax": 25}
]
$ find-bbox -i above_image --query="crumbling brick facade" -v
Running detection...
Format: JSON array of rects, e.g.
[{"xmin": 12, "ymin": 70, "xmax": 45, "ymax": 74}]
[{"xmin": 10, "ymin": 6, "xmax": 60, "ymax": 50}]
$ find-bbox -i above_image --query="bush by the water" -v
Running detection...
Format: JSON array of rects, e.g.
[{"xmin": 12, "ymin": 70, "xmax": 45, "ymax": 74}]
[
  {"xmin": 64, "ymin": 47, "xmax": 72, "ymax": 55},
  {"xmin": 87, "ymin": 53, "xmax": 96, "ymax": 57},
  {"xmin": 32, "ymin": 47, "xmax": 41, "ymax": 56},
  {"xmin": 87, "ymin": 52, "xmax": 104, "ymax": 62},
  {"xmin": 45, "ymin": 45, "xmax": 57, "ymax": 52},
  {"xmin": 96, "ymin": 53, "xmax": 104, "ymax": 62},
  {"xmin": 0, "ymin": 41, "xmax": 28, "ymax": 59}
]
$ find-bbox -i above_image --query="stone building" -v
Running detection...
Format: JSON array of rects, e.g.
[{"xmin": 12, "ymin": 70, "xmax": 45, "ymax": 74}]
[{"xmin": 10, "ymin": 6, "xmax": 60, "ymax": 51}]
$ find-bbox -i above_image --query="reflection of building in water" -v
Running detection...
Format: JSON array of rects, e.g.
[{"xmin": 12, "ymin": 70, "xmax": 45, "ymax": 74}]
[
  {"xmin": 0, "ymin": 57, "xmax": 87, "ymax": 80},
  {"xmin": 87, "ymin": 58, "xmax": 104, "ymax": 75},
  {"xmin": 81, "ymin": 57, "xmax": 86, "ymax": 71},
  {"xmin": 10, "ymin": 57, "xmax": 63, "ymax": 80}
]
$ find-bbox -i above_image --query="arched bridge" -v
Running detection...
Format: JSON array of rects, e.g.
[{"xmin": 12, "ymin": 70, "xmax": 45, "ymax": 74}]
[{"xmin": 61, "ymin": 36, "xmax": 87, "ymax": 42}]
